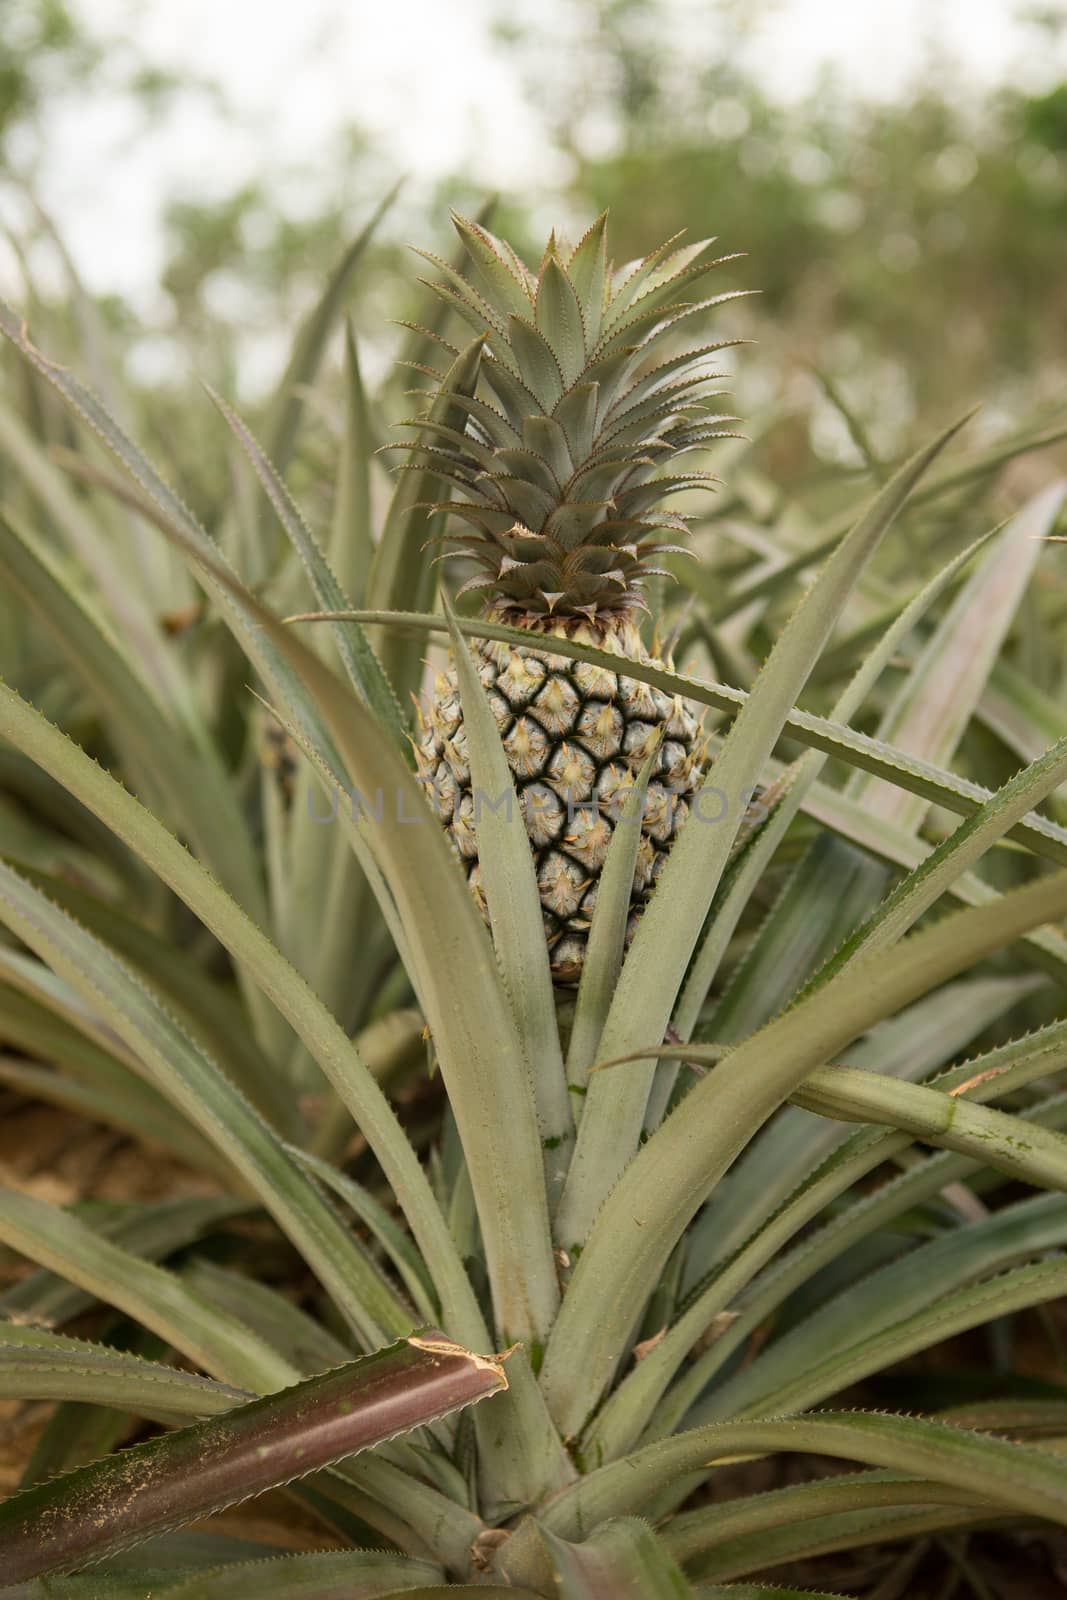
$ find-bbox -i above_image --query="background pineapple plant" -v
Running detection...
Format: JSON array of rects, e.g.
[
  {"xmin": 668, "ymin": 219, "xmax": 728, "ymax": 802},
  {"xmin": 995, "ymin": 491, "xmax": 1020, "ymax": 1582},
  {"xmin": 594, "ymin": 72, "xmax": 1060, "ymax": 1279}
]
[{"xmin": 0, "ymin": 195, "xmax": 1066, "ymax": 1596}]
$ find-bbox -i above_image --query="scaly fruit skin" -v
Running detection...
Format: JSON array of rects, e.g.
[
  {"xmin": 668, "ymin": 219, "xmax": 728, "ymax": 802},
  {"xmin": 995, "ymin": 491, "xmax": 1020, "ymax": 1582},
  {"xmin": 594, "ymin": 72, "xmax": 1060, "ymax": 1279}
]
[{"xmin": 415, "ymin": 611, "xmax": 702, "ymax": 985}]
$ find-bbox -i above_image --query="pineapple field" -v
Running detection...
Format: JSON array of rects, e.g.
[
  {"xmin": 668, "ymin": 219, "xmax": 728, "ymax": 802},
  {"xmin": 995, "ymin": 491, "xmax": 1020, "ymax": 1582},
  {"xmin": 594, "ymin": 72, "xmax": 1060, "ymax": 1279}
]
[{"xmin": 1, "ymin": 13, "xmax": 1067, "ymax": 1590}]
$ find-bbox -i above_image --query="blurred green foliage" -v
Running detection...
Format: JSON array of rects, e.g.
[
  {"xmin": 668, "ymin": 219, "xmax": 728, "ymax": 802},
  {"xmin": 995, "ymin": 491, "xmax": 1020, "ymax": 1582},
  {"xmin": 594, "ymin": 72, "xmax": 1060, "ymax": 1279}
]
[{"xmin": 2, "ymin": 0, "xmax": 1066, "ymax": 476}]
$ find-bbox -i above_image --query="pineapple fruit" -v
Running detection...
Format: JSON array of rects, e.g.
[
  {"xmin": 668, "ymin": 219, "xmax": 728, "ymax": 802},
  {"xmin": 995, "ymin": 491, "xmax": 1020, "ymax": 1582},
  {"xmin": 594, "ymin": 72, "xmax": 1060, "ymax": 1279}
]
[{"xmin": 411, "ymin": 214, "xmax": 741, "ymax": 981}]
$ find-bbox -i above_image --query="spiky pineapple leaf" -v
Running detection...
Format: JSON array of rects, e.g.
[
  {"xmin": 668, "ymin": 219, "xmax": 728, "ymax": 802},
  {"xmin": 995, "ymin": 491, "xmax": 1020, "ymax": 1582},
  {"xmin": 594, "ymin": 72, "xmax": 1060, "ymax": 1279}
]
[
  {"xmin": 442, "ymin": 594, "xmax": 572, "ymax": 1196},
  {"xmin": 541, "ymin": 865, "xmax": 1067, "ymax": 1434},
  {"xmin": 717, "ymin": 1256, "xmax": 1067, "ymax": 1425},
  {"xmin": 184, "ymin": 1258, "xmax": 354, "ymax": 1376},
  {"xmin": 0, "ymin": 1186, "xmax": 292, "ymax": 1392},
  {"xmin": 2, "ymin": 860, "xmax": 298, "ymax": 1136},
  {"xmin": 584, "ymin": 1024, "xmax": 1067, "ymax": 1464},
  {"xmin": 165, "ymin": 1551, "xmax": 448, "ymax": 1599},
  {"xmin": 535, "ymin": 253, "xmax": 588, "ymax": 387},
  {"xmin": 847, "ymin": 480, "xmax": 1065, "ymax": 831},
  {"xmin": 367, "ymin": 333, "xmax": 485, "ymax": 701},
  {"xmin": 799, "ymin": 727, "xmax": 1067, "ymax": 996},
  {"xmin": 290, "ymin": 1149, "xmax": 439, "ymax": 1325},
  {"xmin": 694, "ymin": 1588, "xmax": 856, "ymax": 1600},
  {"xmin": 208, "ymin": 385, "xmax": 405, "ymax": 741},
  {"xmin": 2, "ymin": 458, "xmax": 559, "ymax": 1345},
  {"xmin": 0, "ymin": 1320, "xmax": 248, "ymax": 1421},
  {"xmin": 0, "ymin": 392, "xmax": 195, "ymax": 719},
  {"xmin": 329, "ymin": 319, "xmax": 375, "ymax": 605},
  {"xmin": 450, "ymin": 211, "xmax": 536, "ymax": 323},
  {"xmin": 664, "ymin": 1468, "xmax": 988, "ymax": 1570},
  {"xmin": 260, "ymin": 183, "xmax": 400, "ymax": 478},
  {"xmin": 0, "ymin": 685, "xmax": 487, "ymax": 1352},
  {"xmin": 565, "ymin": 731, "xmax": 664, "ymax": 1094},
  {"xmin": 0, "ymin": 859, "xmax": 414, "ymax": 1351},
  {"xmin": 691, "ymin": 1512, "xmax": 972, "ymax": 1587},
  {"xmin": 0, "ymin": 509, "xmax": 268, "ymax": 929},
  {"xmin": 686, "ymin": 524, "xmax": 1002, "ymax": 1050},
  {"xmin": 0, "ymin": 1194, "xmax": 251, "ymax": 1328},
  {"xmin": 0, "ymin": 1334, "xmax": 506, "ymax": 1584},
  {"xmin": 542, "ymin": 1410, "xmax": 1067, "ymax": 1538}
]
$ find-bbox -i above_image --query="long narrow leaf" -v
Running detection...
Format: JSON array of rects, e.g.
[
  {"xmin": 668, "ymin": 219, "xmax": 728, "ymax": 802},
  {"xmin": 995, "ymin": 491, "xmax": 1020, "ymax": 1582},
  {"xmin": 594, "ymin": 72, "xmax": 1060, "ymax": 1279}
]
[
  {"xmin": 0, "ymin": 1186, "xmax": 292, "ymax": 1391},
  {"xmin": 0, "ymin": 1321, "xmax": 248, "ymax": 1422},
  {"xmin": 443, "ymin": 594, "xmax": 572, "ymax": 1197},
  {"xmin": 0, "ymin": 1333, "xmax": 506, "ymax": 1583},
  {"xmin": 0, "ymin": 859, "xmax": 414, "ymax": 1348},
  {"xmin": 541, "ymin": 1409, "xmax": 1067, "ymax": 1538},
  {"xmin": 541, "ymin": 866, "xmax": 1067, "ymax": 1434},
  {"xmin": 0, "ymin": 684, "xmax": 488, "ymax": 1351},
  {"xmin": 316, "ymin": 611, "xmax": 1067, "ymax": 869}
]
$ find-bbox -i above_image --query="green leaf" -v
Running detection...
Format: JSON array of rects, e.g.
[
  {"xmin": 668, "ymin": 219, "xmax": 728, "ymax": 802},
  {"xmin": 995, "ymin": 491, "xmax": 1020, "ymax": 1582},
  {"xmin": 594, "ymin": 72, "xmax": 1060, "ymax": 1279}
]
[
  {"xmin": 0, "ymin": 1053, "xmax": 226, "ymax": 1177},
  {"xmin": 794, "ymin": 1064, "xmax": 1067, "ymax": 1187},
  {"xmin": 10, "ymin": 434, "xmax": 557, "ymax": 1341},
  {"xmin": 688, "ymin": 1503, "xmax": 976, "ymax": 1585},
  {"xmin": 0, "ymin": 1333, "xmax": 506, "ymax": 1583},
  {"xmin": 677, "ymin": 1100, "xmax": 1067, "ymax": 1443},
  {"xmin": 692, "ymin": 975, "xmax": 1041, "ymax": 1274},
  {"xmin": 542, "ymin": 1409, "xmax": 1067, "ymax": 1538},
  {"xmin": 799, "ymin": 727, "xmax": 1067, "ymax": 995},
  {"xmin": 366, "ymin": 334, "xmax": 485, "ymax": 702},
  {"xmin": 260, "ymin": 186, "xmax": 400, "ymax": 478},
  {"xmin": 507, "ymin": 315, "xmax": 565, "ymax": 409},
  {"xmin": 535, "ymin": 253, "xmax": 588, "ymax": 386},
  {"xmin": 1, "ymin": 1194, "xmax": 251, "ymax": 1328},
  {"xmin": 541, "ymin": 865, "xmax": 1067, "ymax": 1436},
  {"xmin": 721, "ymin": 1257, "xmax": 1067, "ymax": 1424},
  {"xmin": 0, "ymin": 859, "xmax": 414, "ymax": 1349},
  {"xmin": 585, "ymin": 1025, "xmax": 1067, "ymax": 1464},
  {"xmin": 541, "ymin": 1516, "xmax": 696, "ymax": 1598},
  {"xmin": 704, "ymin": 1189, "xmax": 1067, "ymax": 1417},
  {"xmin": 0, "ymin": 1186, "xmax": 292, "ymax": 1392},
  {"xmin": 694, "ymin": 1588, "xmax": 857, "ymax": 1600},
  {"xmin": 630, "ymin": 1047, "xmax": 1067, "ymax": 1195},
  {"xmin": 663, "ymin": 1468, "xmax": 988, "ymax": 1567},
  {"xmin": 451, "ymin": 211, "xmax": 535, "ymax": 323},
  {"xmin": 182, "ymin": 1259, "xmax": 353, "ymax": 1377},
  {"xmin": 208, "ymin": 384, "xmax": 404, "ymax": 741},
  {"xmin": 2, "ymin": 862, "xmax": 298, "ymax": 1136},
  {"xmin": 847, "ymin": 481, "xmax": 1065, "ymax": 831},
  {"xmin": 0, "ymin": 508, "xmax": 267, "ymax": 930},
  {"xmin": 566, "ymin": 732, "xmax": 664, "ymax": 1094},
  {"xmin": 0, "ymin": 394, "xmax": 194, "ymax": 720},
  {"xmin": 150, "ymin": 563, "xmax": 557, "ymax": 1345},
  {"xmin": 0, "ymin": 685, "xmax": 487, "ymax": 1352},
  {"xmin": 165, "ymin": 1551, "xmax": 446, "ymax": 1598},
  {"xmin": 443, "ymin": 594, "xmax": 572, "ymax": 1196},
  {"xmin": 329, "ymin": 320, "xmax": 375, "ymax": 606},
  {"xmin": 290, "ymin": 1150, "xmax": 439, "ymax": 1326},
  {"xmin": 565, "ymin": 214, "xmax": 609, "ymax": 343},
  {"xmin": 0, "ymin": 1321, "xmax": 248, "ymax": 1422}
]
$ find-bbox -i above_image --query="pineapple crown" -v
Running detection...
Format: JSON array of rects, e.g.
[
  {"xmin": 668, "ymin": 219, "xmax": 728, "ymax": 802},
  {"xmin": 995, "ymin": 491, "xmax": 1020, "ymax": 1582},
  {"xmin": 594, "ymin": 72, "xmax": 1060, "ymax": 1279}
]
[{"xmin": 398, "ymin": 212, "xmax": 747, "ymax": 628}]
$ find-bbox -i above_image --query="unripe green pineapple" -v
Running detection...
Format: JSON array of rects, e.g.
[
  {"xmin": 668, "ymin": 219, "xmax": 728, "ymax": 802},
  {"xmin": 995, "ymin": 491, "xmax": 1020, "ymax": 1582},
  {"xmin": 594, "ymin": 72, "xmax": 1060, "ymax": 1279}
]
[{"xmin": 410, "ymin": 213, "xmax": 743, "ymax": 982}]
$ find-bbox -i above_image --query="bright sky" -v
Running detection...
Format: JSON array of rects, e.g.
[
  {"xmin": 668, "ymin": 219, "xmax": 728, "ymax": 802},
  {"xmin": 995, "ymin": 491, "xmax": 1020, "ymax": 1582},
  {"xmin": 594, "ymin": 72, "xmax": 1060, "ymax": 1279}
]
[{"xmin": 5, "ymin": 0, "xmax": 1065, "ymax": 304}]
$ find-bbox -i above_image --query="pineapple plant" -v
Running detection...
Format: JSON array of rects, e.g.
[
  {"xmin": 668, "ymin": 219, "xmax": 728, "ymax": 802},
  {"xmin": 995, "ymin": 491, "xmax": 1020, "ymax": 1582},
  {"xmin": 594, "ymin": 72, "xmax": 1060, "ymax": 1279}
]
[
  {"xmin": 0, "ymin": 196, "xmax": 1066, "ymax": 1596},
  {"xmin": 410, "ymin": 216, "xmax": 736, "ymax": 980}
]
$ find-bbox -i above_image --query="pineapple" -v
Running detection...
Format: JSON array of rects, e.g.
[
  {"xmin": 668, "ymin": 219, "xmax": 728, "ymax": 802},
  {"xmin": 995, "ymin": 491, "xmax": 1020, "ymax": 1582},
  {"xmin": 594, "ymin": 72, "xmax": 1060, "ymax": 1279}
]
[{"xmin": 410, "ymin": 214, "xmax": 742, "ymax": 982}]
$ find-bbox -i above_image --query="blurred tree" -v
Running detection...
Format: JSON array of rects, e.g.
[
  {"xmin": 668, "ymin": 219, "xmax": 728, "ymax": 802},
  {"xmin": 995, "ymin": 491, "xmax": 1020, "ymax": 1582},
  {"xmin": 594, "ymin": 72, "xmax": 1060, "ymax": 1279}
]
[{"xmin": 493, "ymin": 0, "xmax": 1067, "ymax": 463}]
